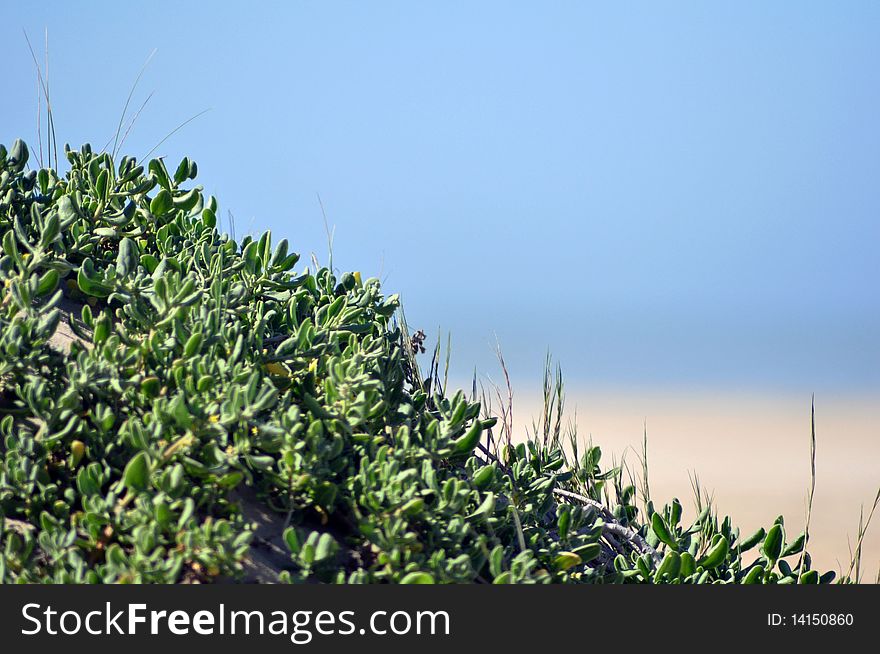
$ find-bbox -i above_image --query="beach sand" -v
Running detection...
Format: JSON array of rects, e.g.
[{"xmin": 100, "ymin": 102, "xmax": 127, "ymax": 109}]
[{"xmin": 509, "ymin": 389, "xmax": 879, "ymax": 582}]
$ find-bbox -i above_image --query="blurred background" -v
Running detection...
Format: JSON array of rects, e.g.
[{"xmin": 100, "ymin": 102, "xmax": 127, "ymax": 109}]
[{"xmin": 2, "ymin": 1, "xmax": 877, "ymax": 578}]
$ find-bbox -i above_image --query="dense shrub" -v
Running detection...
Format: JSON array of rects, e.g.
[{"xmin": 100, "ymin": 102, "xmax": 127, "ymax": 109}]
[{"xmin": 0, "ymin": 139, "xmax": 834, "ymax": 583}]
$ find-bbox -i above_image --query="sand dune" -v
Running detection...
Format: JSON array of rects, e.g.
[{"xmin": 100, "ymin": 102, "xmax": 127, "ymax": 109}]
[{"xmin": 509, "ymin": 388, "xmax": 880, "ymax": 582}]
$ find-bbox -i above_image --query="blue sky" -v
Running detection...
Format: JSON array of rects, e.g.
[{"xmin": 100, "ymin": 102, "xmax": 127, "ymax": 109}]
[{"xmin": 2, "ymin": 2, "xmax": 878, "ymax": 393}]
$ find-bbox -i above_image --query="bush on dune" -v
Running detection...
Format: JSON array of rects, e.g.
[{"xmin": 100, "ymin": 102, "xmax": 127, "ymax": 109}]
[{"xmin": 0, "ymin": 139, "xmax": 836, "ymax": 584}]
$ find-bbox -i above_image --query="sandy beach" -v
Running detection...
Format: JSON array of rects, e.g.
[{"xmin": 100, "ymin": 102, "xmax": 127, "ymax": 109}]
[{"xmin": 509, "ymin": 388, "xmax": 880, "ymax": 582}]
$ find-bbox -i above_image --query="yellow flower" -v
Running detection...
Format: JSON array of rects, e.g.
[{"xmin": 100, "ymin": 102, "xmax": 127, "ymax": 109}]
[
  {"xmin": 308, "ymin": 359, "xmax": 317, "ymax": 374},
  {"xmin": 208, "ymin": 415, "xmax": 220, "ymax": 423}
]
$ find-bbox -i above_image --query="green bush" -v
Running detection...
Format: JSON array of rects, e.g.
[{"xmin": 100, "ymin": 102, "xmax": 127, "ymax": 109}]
[{"xmin": 0, "ymin": 139, "xmax": 835, "ymax": 584}]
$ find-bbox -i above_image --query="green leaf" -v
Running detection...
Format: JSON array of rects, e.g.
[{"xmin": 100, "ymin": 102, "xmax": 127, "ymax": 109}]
[
  {"xmin": 150, "ymin": 189, "xmax": 173, "ymax": 216},
  {"xmin": 572, "ymin": 542, "xmax": 602, "ymax": 563},
  {"xmin": 57, "ymin": 196, "xmax": 79, "ymax": 226},
  {"xmin": 40, "ymin": 214, "xmax": 60, "ymax": 248},
  {"xmin": 123, "ymin": 452, "xmax": 151, "ymax": 492},
  {"xmin": 400, "ymin": 572, "xmax": 435, "ymax": 584},
  {"xmin": 450, "ymin": 398, "xmax": 467, "ymax": 425},
  {"xmin": 654, "ymin": 551, "xmax": 681, "ymax": 582},
  {"xmin": 669, "ymin": 498, "xmax": 682, "ymax": 526},
  {"xmin": 218, "ymin": 472, "xmax": 243, "ymax": 489},
  {"xmin": 173, "ymin": 157, "xmax": 191, "ymax": 185},
  {"xmin": 762, "ymin": 523, "xmax": 784, "ymax": 563},
  {"xmin": 651, "ymin": 512, "xmax": 677, "ymax": 549},
  {"xmin": 76, "ymin": 466, "xmax": 100, "ymax": 496},
  {"xmin": 9, "ymin": 139, "xmax": 28, "ymax": 166},
  {"xmin": 557, "ymin": 505, "xmax": 571, "ymax": 539},
  {"xmin": 283, "ymin": 527, "xmax": 302, "ymax": 554},
  {"xmin": 95, "ymin": 169, "xmax": 109, "ymax": 200},
  {"xmin": 680, "ymin": 551, "xmax": 696, "ymax": 577},
  {"xmin": 116, "ymin": 238, "xmax": 138, "ymax": 278},
  {"xmin": 242, "ymin": 240, "xmax": 260, "ymax": 272},
  {"xmin": 799, "ymin": 570, "xmax": 819, "ymax": 584},
  {"xmin": 742, "ymin": 565, "xmax": 764, "ymax": 584},
  {"xmin": 400, "ymin": 498, "xmax": 425, "ymax": 516},
  {"xmin": 36, "ymin": 269, "xmax": 59, "ymax": 296},
  {"xmin": 246, "ymin": 455, "xmax": 275, "ymax": 471},
  {"xmin": 467, "ymin": 492, "xmax": 495, "ymax": 519},
  {"xmin": 3, "ymin": 230, "xmax": 21, "ymax": 268},
  {"xmin": 140, "ymin": 254, "xmax": 159, "ymax": 274},
  {"xmin": 106, "ymin": 544, "xmax": 128, "ymax": 568},
  {"xmin": 781, "ymin": 532, "xmax": 806, "ymax": 558},
  {"xmin": 553, "ymin": 551, "xmax": 582, "ymax": 571},
  {"xmin": 183, "ymin": 332, "xmax": 203, "ymax": 357},
  {"xmin": 314, "ymin": 533, "xmax": 337, "ymax": 562},
  {"xmin": 93, "ymin": 315, "xmax": 111, "ymax": 345},
  {"xmin": 738, "ymin": 527, "xmax": 765, "ymax": 552},
  {"xmin": 636, "ymin": 554, "xmax": 652, "ymax": 580},
  {"xmin": 270, "ymin": 239, "xmax": 289, "ymax": 267},
  {"xmin": 77, "ymin": 260, "xmax": 111, "ymax": 298},
  {"xmin": 473, "ymin": 464, "xmax": 495, "ymax": 489},
  {"xmin": 202, "ymin": 208, "xmax": 217, "ymax": 228},
  {"xmin": 698, "ymin": 535, "xmax": 730, "ymax": 569},
  {"xmin": 489, "ymin": 545, "xmax": 504, "ymax": 578},
  {"xmin": 451, "ymin": 421, "xmax": 482, "ymax": 455},
  {"xmin": 819, "ymin": 571, "xmax": 836, "ymax": 584},
  {"xmin": 274, "ymin": 336, "xmax": 298, "ymax": 358},
  {"xmin": 172, "ymin": 188, "xmax": 201, "ymax": 212},
  {"xmin": 149, "ymin": 159, "xmax": 171, "ymax": 190}
]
